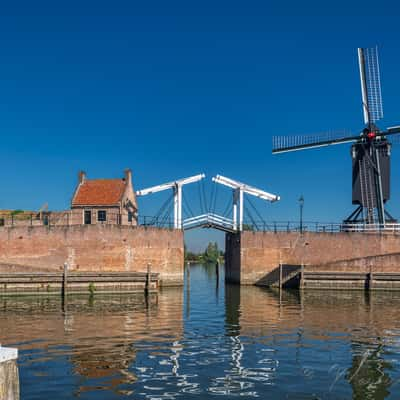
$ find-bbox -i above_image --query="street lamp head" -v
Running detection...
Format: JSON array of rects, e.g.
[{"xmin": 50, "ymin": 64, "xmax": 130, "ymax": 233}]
[{"xmin": 298, "ymin": 195, "xmax": 304, "ymax": 233}]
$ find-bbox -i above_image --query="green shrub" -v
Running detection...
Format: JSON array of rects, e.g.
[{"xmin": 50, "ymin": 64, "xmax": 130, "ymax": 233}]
[{"xmin": 88, "ymin": 282, "xmax": 96, "ymax": 295}]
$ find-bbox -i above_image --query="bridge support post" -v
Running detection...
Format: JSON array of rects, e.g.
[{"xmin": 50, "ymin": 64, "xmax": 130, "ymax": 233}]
[
  {"xmin": 239, "ymin": 188, "xmax": 244, "ymax": 232},
  {"xmin": 173, "ymin": 184, "xmax": 183, "ymax": 229},
  {"xmin": 233, "ymin": 189, "xmax": 239, "ymax": 231},
  {"xmin": 232, "ymin": 188, "xmax": 244, "ymax": 231}
]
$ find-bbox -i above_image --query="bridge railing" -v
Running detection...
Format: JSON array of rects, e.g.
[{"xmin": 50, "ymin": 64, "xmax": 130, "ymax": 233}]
[
  {"xmin": 241, "ymin": 220, "xmax": 400, "ymax": 234},
  {"xmin": 182, "ymin": 213, "xmax": 235, "ymax": 231}
]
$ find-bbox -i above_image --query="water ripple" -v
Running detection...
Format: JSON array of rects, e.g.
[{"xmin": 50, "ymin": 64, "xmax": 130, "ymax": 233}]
[{"xmin": 1, "ymin": 265, "xmax": 400, "ymax": 399}]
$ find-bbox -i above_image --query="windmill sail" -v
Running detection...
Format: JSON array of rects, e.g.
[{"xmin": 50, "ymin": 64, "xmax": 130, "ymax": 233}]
[
  {"xmin": 272, "ymin": 46, "xmax": 400, "ymax": 227},
  {"xmin": 358, "ymin": 47, "xmax": 384, "ymax": 125},
  {"xmin": 272, "ymin": 130, "xmax": 359, "ymax": 154}
]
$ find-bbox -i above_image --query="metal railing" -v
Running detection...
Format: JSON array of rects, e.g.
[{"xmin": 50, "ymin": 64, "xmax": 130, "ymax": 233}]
[
  {"xmin": 240, "ymin": 220, "xmax": 400, "ymax": 234},
  {"xmin": 139, "ymin": 215, "xmax": 174, "ymax": 228},
  {"xmin": 2, "ymin": 211, "xmax": 400, "ymax": 234},
  {"xmin": 182, "ymin": 213, "xmax": 235, "ymax": 232},
  {"xmin": 0, "ymin": 211, "xmax": 174, "ymax": 229}
]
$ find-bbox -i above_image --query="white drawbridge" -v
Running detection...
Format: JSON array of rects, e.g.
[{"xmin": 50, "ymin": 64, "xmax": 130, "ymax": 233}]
[
  {"xmin": 212, "ymin": 175, "xmax": 280, "ymax": 231},
  {"xmin": 136, "ymin": 174, "xmax": 205, "ymax": 229},
  {"xmin": 136, "ymin": 174, "xmax": 280, "ymax": 232}
]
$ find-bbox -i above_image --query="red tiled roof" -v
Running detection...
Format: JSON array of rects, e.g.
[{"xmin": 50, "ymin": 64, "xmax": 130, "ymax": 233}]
[{"xmin": 72, "ymin": 179, "xmax": 126, "ymax": 206}]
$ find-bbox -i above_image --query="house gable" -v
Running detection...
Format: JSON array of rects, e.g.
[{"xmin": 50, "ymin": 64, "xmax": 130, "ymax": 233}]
[{"xmin": 121, "ymin": 169, "xmax": 138, "ymax": 212}]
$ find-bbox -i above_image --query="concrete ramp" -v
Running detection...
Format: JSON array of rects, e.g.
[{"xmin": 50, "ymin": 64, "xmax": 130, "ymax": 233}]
[{"xmin": 255, "ymin": 265, "xmax": 301, "ymax": 288}]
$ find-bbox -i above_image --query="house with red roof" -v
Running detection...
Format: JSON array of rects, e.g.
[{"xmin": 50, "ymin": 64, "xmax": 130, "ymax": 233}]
[{"xmin": 71, "ymin": 169, "xmax": 138, "ymax": 225}]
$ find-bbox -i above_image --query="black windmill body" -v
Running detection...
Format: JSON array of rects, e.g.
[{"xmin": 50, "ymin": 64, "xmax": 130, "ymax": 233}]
[{"xmin": 272, "ymin": 47, "xmax": 400, "ymax": 228}]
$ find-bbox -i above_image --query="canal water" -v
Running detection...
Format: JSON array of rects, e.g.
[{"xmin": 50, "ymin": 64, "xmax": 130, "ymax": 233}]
[{"xmin": 1, "ymin": 264, "xmax": 400, "ymax": 399}]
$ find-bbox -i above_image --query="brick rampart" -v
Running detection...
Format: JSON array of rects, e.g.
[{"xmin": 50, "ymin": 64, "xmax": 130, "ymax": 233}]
[
  {"xmin": 0, "ymin": 225, "xmax": 184, "ymax": 286},
  {"xmin": 225, "ymin": 231, "xmax": 400, "ymax": 284}
]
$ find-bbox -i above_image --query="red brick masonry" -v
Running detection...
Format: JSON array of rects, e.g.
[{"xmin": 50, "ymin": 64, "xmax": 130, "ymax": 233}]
[
  {"xmin": 3, "ymin": 227, "xmax": 400, "ymax": 288},
  {"xmin": 0, "ymin": 225, "xmax": 184, "ymax": 286},
  {"xmin": 226, "ymin": 231, "xmax": 400, "ymax": 284}
]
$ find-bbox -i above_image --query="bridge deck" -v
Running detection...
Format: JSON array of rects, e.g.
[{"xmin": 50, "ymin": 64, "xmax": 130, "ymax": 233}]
[{"xmin": 182, "ymin": 213, "xmax": 236, "ymax": 232}]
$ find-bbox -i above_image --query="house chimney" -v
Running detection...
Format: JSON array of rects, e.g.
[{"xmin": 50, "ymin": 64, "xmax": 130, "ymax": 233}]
[
  {"xmin": 124, "ymin": 168, "xmax": 132, "ymax": 183},
  {"xmin": 78, "ymin": 171, "xmax": 86, "ymax": 184}
]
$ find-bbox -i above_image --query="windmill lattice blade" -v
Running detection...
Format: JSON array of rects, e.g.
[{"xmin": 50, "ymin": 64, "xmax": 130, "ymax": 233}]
[
  {"xmin": 386, "ymin": 135, "xmax": 400, "ymax": 145},
  {"xmin": 364, "ymin": 47, "xmax": 384, "ymax": 123},
  {"xmin": 272, "ymin": 130, "xmax": 358, "ymax": 154}
]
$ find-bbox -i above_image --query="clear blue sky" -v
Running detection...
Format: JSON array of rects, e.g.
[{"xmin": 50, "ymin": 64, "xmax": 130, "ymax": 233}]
[{"xmin": 1, "ymin": 1, "xmax": 400, "ymax": 251}]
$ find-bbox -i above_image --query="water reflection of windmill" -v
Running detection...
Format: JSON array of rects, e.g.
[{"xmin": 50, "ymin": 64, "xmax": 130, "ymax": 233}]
[{"xmin": 272, "ymin": 47, "xmax": 400, "ymax": 228}]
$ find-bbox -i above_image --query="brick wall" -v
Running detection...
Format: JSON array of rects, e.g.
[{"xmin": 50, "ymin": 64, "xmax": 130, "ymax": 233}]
[
  {"xmin": 0, "ymin": 225, "xmax": 184, "ymax": 286},
  {"xmin": 226, "ymin": 231, "xmax": 400, "ymax": 284}
]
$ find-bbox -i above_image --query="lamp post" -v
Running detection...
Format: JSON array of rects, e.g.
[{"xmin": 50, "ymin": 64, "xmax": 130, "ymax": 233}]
[{"xmin": 299, "ymin": 195, "xmax": 304, "ymax": 233}]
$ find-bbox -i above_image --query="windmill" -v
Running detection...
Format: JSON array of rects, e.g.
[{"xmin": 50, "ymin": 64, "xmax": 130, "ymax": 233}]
[{"xmin": 272, "ymin": 47, "xmax": 400, "ymax": 228}]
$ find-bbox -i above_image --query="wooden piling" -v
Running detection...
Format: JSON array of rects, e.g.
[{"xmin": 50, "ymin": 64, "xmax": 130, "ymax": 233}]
[
  {"xmin": 185, "ymin": 262, "xmax": 191, "ymax": 316},
  {"xmin": 0, "ymin": 346, "xmax": 19, "ymax": 400},
  {"xmin": 186, "ymin": 262, "xmax": 191, "ymax": 286},
  {"xmin": 300, "ymin": 263, "xmax": 304, "ymax": 289},
  {"xmin": 279, "ymin": 262, "xmax": 283, "ymax": 290},
  {"xmin": 145, "ymin": 263, "xmax": 151, "ymax": 294},
  {"xmin": 62, "ymin": 262, "xmax": 68, "ymax": 299},
  {"xmin": 369, "ymin": 265, "xmax": 374, "ymax": 290}
]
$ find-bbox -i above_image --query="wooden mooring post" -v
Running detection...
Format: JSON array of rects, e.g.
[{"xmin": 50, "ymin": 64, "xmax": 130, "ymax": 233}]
[
  {"xmin": 0, "ymin": 345, "xmax": 19, "ymax": 400},
  {"xmin": 145, "ymin": 263, "xmax": 151, "ymax": 295},
  {"xmin": 369, "ymin": 265, "xmax": 374, "ymax": 290},
  {"xmin": 300, "ymin": 263, "xmax": 305, "ymax": 290},
  {"xmin": 62, "ymin": 262, "xmax": 68, "ymax": 299},
  {"xmin": 186, "ymin": 262, "xmax": 191, "ymax": 317},
  {"xmin": 278, "ymin": 250, "xmax": 283, "ymax": 290},
  {"xmin": 186, "ymin": 262, "xmax": 191, "ymax": 287}
]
